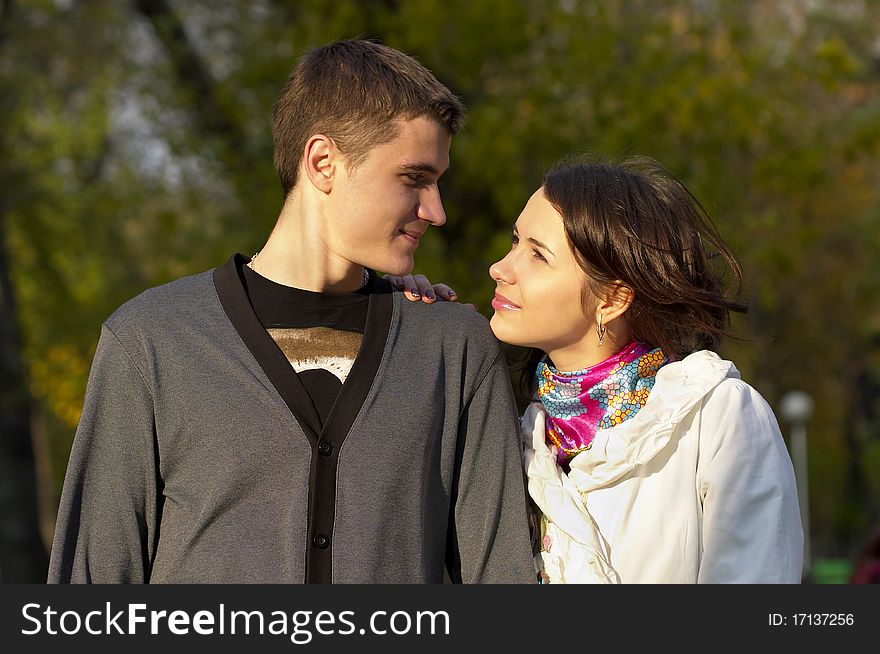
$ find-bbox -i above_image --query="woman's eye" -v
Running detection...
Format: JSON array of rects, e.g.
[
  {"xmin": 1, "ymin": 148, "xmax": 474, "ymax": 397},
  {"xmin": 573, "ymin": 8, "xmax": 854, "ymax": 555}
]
[{"xmin": 511, "ymin": 234, "xmax": 545, "ymax": 262}]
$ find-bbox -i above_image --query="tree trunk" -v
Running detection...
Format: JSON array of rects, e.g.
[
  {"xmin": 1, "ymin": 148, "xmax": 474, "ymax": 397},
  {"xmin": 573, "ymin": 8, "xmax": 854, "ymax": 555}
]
[
  {"xmin": 0, "ymin": 216, "xmax": 49, "ymax": 582},
  {"xmin": 133, "ymin": 0, "xmax": 249, "ymax": 172},
  {"xmin": 0, "ymin": 0, "xmax": 49, "ymax": 584}
]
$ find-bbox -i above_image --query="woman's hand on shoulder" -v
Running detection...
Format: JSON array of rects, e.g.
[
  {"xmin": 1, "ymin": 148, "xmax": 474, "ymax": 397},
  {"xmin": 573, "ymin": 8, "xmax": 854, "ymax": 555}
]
[{"xmin": 384, "ymin": 273, "xmax": 475, "ymax": 309}]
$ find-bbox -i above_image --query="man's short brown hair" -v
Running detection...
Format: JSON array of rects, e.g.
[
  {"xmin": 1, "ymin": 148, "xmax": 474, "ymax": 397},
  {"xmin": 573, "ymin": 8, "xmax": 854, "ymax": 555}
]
[{"xmin": 272, "ymin": 39, "xmax": 465, "ymax": 195}]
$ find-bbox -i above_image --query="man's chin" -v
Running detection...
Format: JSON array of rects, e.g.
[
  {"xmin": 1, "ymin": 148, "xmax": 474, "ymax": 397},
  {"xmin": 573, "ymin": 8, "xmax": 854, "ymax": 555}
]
[{"xmin": 373, "ymin": 257, "xmax": 414, "ymax": 277}]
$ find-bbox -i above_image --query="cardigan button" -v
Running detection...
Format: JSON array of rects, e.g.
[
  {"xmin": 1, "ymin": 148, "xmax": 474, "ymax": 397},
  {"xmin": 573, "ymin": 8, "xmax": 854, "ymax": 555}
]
[
  {"xmin": 318, "ymin": 440, "xmax": 333, "ymax": 456},
  {"xmin": 313, "ymin": 533, "xmax": 330, "ymax": 549}
]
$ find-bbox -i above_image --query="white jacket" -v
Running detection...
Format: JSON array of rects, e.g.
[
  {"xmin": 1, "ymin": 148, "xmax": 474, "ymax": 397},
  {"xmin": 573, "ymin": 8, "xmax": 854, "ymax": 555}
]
[{"xmin": 523, "ymin": 350, "xmax": 804, "ymax": 583}]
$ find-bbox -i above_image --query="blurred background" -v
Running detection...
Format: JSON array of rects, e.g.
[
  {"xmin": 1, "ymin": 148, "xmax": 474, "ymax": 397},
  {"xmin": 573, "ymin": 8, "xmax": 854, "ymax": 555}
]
[{"xmin": 1, "ymin": 0, "xmax": 879, "ymax": 583}]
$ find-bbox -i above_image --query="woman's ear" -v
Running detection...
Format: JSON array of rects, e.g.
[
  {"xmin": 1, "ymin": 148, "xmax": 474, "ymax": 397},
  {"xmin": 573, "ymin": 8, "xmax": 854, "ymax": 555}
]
[
  {"xmin": 597, "ymin": 282, "xmax": 634, "ymax": 323},
  {"xmin": 302, "ymin": 134, "xmax": 336, "ymax": 193}
]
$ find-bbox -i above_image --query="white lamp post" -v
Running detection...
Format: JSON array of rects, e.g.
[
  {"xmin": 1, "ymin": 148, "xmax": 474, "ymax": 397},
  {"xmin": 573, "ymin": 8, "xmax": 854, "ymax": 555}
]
[{"xmin": 779, "ymin": 390, "xmax": 814, "ymax": 580}]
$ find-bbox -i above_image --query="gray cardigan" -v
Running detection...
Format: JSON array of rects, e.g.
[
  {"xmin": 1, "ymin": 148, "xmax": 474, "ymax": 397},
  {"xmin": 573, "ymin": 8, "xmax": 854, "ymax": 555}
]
[{"xmin": 48, "ymin": 255, "xmax": 535, "ymax": 583}]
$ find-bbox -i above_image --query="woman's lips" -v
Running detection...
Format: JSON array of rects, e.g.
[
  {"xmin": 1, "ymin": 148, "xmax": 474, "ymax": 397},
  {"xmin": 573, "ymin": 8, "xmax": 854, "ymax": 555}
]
[{"xmin": 491, "ymin": 292, "xmax": 521, "ymax": 311}]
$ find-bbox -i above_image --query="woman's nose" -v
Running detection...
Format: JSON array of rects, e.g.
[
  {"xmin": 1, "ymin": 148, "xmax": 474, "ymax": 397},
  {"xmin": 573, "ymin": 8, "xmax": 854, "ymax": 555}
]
[{"xmin": 489, "ymin": 251, "xmax": 514, "ymax": 284}]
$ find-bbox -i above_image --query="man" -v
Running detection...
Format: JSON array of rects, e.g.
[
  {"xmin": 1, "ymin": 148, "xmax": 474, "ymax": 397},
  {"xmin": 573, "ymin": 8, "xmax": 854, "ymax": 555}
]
[{"xmin": 48, "ymin": 39, "xmax": 535, "ymax": 583}]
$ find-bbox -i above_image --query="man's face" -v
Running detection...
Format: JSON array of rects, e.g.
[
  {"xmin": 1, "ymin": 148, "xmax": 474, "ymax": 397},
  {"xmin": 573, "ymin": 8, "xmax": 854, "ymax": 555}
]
[{"xmin": 326, "ymin": 116, "xmax": 451, "ymax": 276}]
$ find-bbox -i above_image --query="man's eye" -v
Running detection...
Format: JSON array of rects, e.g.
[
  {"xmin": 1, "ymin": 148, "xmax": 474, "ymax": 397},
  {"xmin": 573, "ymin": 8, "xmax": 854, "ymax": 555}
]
[{"xmin": 406, "ymin": 174, "xmax": 424, "ymax": 185}]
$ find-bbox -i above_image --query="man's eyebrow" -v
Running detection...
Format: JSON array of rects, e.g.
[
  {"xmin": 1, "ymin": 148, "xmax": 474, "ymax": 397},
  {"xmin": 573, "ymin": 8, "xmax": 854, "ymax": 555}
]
[
  {"xmin": 398, "ymin": 162, "xmax": 446, "ymax": 176},
  {"xmin": 513, "ymin": 225, "xmax": 555, "ymax": 256}
]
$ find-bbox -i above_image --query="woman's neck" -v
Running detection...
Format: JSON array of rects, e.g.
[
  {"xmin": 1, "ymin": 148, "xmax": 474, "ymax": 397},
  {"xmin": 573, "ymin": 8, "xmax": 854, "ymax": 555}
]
[{"xmin": 546, "ymin": 332, "xmax": 631, "ymax": 372}]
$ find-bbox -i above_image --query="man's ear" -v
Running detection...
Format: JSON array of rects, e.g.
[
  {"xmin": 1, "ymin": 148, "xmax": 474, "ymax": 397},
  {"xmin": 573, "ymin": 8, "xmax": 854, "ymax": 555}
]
[
  {"xmin": 597, "ymin": 282, "xmax": 634, "ymax": 323},
  {"xmin": 302, "ymin": 134, "xmax": 336, "ymax": 193}
]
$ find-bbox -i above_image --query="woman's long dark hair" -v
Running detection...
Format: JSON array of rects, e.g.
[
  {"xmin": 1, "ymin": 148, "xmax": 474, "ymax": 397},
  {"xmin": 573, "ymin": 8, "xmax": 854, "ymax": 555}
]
[{"xmin": 516, "ymin": 156, "xmax": 748, "ymax": 398}]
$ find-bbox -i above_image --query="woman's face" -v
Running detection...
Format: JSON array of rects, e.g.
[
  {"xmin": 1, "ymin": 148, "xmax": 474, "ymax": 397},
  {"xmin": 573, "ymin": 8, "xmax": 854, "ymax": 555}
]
[{"xmin": 489, "ymin": 188, "xmax": 601, "ymax": 369}]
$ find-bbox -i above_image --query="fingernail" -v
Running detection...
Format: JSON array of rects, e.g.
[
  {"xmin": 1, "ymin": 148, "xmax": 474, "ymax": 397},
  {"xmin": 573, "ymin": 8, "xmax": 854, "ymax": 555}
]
[
  {"xmin": 410, "ymin": 289, "xmax": 420, "ymax": 298},
  {"xmin": 425, "ymin": 291, "xmax": 435, "ymax": 300}
]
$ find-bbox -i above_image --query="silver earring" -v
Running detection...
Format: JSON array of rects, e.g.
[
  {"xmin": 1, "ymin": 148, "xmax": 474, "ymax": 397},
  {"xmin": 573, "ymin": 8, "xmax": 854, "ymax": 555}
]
[{"xmin": 597, "ymin": 315, "xmax": 606, "ymax": 347}]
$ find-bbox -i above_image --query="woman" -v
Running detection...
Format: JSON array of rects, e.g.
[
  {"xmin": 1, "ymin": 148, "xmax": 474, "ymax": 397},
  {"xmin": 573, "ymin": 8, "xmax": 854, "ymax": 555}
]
[{"xmin": 391, "ymin": 157, "xmax": 803, "ymax": 583}]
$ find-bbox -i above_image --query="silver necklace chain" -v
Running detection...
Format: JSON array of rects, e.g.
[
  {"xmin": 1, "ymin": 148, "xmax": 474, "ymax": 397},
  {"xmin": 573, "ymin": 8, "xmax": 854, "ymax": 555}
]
[{"xmin": 247, "ymin": 251, "xmax": 370, "ymax": 288}]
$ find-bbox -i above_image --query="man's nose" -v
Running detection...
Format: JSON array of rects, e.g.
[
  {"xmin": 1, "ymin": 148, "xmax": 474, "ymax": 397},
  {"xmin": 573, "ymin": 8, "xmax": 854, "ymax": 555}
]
[{"xmin": 417, "ymin": 185, "xmax": 447, "ymax": 226}]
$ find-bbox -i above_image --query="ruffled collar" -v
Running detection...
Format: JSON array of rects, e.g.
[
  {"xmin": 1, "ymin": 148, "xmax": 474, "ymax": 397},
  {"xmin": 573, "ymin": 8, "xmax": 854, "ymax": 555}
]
[{"xmin": 530, "ymin": 350, "xmax": 738, "ymax": 492}]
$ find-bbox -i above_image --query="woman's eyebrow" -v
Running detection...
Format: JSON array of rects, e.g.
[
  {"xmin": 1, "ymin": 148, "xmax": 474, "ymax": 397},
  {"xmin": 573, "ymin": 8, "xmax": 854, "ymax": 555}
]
[{"xmin": 513, "ymin": 227, "xmax": 554, "ymax": 256}]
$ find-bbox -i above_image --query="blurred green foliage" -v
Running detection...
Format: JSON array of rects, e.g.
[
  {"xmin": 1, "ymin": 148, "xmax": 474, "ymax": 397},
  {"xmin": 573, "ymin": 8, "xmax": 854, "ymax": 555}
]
[{"xmin": 2, "ymin": 0, "xmax": 879, "ymax": 558}]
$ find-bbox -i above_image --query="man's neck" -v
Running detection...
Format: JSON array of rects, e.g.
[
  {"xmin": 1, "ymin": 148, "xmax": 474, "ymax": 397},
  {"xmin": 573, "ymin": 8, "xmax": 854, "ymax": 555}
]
[{"xmin": 250, "ymin": 193, "xmax": 366, "ymax": 294}]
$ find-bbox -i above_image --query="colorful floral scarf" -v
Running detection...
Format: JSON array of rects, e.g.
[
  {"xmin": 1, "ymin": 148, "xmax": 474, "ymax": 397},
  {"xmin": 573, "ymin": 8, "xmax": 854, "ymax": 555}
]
[{"xmin": 535, "ymin": 342, "xmax": 669, "ymax": 466}]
